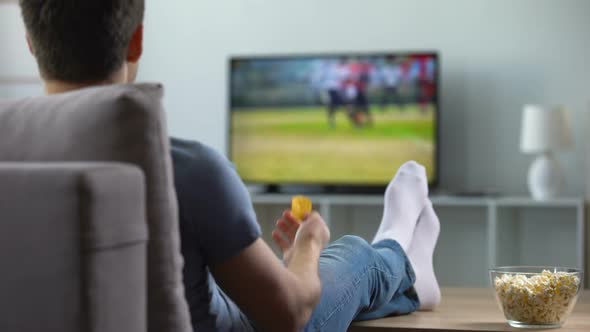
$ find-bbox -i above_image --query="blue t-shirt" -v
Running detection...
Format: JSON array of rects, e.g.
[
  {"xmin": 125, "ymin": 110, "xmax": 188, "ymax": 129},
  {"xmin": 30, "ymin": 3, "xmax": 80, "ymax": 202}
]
[{"xmin": 171, "ymin": 137, "xmax": 261, "ymax": 331}]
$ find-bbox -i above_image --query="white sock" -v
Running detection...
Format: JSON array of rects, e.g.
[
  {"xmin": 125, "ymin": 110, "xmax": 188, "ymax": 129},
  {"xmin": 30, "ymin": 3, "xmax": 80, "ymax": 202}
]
[
  {"xmin": 372, "ymin": 161, "xmax": 428, "ymax": 251},
  {"xmin": 407, "ymin": 201, "xmax": 441, "ymax": 311}
]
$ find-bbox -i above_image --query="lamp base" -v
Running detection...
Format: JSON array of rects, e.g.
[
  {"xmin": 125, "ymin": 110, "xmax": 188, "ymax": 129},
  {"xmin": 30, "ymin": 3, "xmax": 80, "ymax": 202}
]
[{"xmin": 527, "ymin": 152, "xmax": 563, "ymax": 200}]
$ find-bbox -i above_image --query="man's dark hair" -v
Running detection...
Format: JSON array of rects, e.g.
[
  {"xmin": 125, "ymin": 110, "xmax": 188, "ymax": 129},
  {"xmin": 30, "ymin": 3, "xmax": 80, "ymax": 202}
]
[{"xmin": 19, "ymin": 0, "xmax": 145, "ymax": 83}]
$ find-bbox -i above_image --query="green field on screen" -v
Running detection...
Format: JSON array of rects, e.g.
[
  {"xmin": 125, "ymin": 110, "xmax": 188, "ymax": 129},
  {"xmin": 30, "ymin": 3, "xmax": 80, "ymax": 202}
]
[{"xmin": 231, "ymin": 105, "xmax": 435, "ymax": 185}]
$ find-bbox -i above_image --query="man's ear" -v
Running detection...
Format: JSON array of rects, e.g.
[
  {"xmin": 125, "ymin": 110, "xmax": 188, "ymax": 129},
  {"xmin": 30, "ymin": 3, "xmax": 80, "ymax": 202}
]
[
  {"xmin": 26, "ymin": 34, "xmax": 35, "ymax": 56},
  {"xmin": 127, "ymin": 25, "xmax": 143, "ymax": 63}
]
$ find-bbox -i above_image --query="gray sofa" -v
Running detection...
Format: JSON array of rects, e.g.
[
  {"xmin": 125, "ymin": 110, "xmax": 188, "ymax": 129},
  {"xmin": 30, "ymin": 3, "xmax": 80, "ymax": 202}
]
[{"xmin": 0, "ymin": 84, "xmax": 192, "ymax": 332}]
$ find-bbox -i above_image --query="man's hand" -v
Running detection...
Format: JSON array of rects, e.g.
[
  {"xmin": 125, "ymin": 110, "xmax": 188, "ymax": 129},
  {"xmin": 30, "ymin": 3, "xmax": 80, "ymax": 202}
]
[
  {"xmin": 214, "ymin": 211, "xmax": 329, "ymax": 332},
  {"xmin": 295, "ymin": 211, "xmax": 330, "ymax": 249},
  {"xmin": 272, "ymin": 211, "xmax": 299, "ymax": 264},
  {"xmin": 272, "ymin": 211, "xmax": 330, "ymax": 266}
]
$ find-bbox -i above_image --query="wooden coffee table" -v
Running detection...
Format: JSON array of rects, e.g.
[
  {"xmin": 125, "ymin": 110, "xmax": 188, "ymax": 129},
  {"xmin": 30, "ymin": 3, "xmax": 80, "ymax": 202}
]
[{"xmin": 349, "ymin": 288, "xmax": 589, "ymax": 332}]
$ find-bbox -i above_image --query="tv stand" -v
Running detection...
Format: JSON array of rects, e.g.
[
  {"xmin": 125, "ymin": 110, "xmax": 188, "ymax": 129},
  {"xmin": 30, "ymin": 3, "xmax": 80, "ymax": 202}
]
[{"xmin": 249, "ymin": 193, "xmax": 587, "ymax": 288}]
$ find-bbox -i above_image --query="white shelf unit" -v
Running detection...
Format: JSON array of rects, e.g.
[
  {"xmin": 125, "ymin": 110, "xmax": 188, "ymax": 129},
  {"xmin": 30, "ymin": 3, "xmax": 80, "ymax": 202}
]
[{"xmin": 250, "ymin": 194, "xmax": 587, "ymax": 288}]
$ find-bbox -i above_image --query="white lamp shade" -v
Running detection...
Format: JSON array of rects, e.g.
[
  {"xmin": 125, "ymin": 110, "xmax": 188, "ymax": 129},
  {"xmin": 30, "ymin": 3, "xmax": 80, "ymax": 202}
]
[{"xmin": 520, "ymin": 105, "xmax": 574, "ymax": 153}]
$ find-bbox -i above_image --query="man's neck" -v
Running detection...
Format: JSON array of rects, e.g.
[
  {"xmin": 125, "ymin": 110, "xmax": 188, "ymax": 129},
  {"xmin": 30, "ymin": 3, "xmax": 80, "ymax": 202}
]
[{"xmin": 44, "ymin": 69, "xmax": 127, "ymax": 95}]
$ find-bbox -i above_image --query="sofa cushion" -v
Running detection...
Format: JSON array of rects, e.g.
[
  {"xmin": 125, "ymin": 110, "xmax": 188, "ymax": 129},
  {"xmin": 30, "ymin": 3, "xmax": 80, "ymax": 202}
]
[{"xmin": 0, "ymin": 84, "xmax": 192, "ymax": 332}]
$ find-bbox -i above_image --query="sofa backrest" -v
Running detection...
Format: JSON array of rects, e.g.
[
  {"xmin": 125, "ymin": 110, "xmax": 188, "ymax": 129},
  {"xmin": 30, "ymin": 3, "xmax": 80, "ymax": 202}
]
[{"xmin": 0, "ymin": 84, "xmax": 192, "ymax": 332}]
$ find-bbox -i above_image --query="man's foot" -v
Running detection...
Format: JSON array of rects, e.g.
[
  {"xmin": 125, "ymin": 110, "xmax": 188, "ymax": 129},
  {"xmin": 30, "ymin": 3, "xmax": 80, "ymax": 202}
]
[
  {"xmin": 372, "ymin": 161, "xmax": 428, "ymax": 251},
  {"xmin": 407, "ymin": 201, "xmax": 441, "ymax": 310}
]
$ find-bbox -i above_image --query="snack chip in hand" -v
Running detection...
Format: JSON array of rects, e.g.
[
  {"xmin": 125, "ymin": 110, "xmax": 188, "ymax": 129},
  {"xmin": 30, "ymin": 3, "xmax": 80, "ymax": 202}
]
[{"xmin": 291, "ymin": 196, "xmax": 312, "ymax": 222}]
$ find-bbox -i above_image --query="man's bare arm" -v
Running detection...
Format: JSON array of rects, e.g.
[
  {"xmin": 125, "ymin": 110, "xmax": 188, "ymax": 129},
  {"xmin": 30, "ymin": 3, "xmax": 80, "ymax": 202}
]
[{"xmin": 211, "ymin": 212, "xmax": 329, "ymax": 332}]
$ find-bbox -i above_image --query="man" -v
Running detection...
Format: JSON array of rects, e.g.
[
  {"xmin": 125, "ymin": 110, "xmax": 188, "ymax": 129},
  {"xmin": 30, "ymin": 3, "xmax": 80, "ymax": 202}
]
[
  {"xmin": 379, "ymin": 57, "xmax": 403, "ymax": 111},
  {"xmin": 312, "ymin": 58, "xmax": 348, "ymax": 127},
  {"xmin": 344, "ymin": 58, "xmax": 374, "ymax": 127},
  {"xmin": 18, "ymin": 1, "xmax": 441, "ymax": 331},
  {"xmin": 412, "ymin": 55, "xmax": 437, "ymax": 114}
]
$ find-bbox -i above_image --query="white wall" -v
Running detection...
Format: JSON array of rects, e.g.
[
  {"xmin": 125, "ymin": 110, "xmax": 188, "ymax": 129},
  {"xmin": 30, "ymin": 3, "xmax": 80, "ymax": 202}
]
[
  {"xmin": 0, "ymin": 2, "xmax": 43, "ymax": 98},
  {"xmin": 2, "ymin": 0, "xmax": 590, "ymax": 196},
  {"xmin": 137, "ymin": 0, "xmax": 590, "ymax": 196}
]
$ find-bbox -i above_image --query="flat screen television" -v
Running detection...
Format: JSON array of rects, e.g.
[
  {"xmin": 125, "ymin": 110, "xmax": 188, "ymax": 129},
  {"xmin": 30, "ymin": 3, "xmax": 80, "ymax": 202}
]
[{"xmin": 229, "ymin": 51, "xmax": 439, "ymax": 192}]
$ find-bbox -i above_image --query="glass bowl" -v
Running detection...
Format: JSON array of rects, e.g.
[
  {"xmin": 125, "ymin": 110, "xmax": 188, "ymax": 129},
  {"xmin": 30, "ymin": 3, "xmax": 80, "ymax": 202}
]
[{"xmin": 490, "ymin": 266, "xmax": 582, "ymax": 329}]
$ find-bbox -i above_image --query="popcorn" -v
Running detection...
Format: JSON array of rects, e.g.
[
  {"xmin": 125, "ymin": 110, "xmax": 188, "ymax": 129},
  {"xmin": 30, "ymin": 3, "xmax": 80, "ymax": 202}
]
[
  {"xmin": 494, "ymin": 270, "xmax": 580, "ymax": 325},
  {"xmin": 291, "ymin": 196, "xmax": 312, "ymax": 222}
]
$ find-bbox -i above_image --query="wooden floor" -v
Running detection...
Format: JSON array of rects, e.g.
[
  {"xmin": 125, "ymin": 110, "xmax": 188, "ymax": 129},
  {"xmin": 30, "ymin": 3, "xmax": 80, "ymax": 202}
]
[{"xmin": 349, "ymin": 288, "xmax": 590, "ymax": 332}]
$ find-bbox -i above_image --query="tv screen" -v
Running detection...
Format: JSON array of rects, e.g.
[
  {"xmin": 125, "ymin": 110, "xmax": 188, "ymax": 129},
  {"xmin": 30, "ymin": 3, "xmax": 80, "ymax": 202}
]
[{"xmin": 229, "ymin": 52, "xmax": 438, "ymax": 189}]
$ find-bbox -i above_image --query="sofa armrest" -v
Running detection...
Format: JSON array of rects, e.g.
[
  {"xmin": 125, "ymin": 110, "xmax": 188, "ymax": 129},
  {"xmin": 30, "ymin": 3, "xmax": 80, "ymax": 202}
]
[{"xmin": 0, "ymin": 163, "xmax": 148, "ymax": 332}]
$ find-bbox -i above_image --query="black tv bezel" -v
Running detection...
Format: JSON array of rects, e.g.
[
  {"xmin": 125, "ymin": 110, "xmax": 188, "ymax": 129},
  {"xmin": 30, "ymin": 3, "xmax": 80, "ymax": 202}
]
[{"xmin": 227, "ymin": 51, "xmax": 440, "ymax": 194}]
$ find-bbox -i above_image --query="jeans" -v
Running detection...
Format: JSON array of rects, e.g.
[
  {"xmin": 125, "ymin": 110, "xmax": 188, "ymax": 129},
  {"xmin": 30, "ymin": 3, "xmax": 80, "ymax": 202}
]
[{"xmin": 303, "ymin": 235, "xmax": 420, "ymax": 332}]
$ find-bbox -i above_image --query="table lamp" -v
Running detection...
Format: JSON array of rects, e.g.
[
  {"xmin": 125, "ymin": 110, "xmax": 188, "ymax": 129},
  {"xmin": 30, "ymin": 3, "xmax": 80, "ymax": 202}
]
[{"xmin": 520, "ymin": 105, "xmax": 574, "ymax": 200}]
